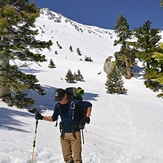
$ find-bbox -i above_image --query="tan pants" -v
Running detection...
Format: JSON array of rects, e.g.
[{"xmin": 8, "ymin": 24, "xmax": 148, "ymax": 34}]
[{"xmin": 60, "ymin": 131, "xmax": 82, "ymax": 163}]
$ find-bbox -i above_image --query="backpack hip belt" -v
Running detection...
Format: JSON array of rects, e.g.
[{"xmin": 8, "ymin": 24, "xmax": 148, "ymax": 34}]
[{"xmin": 59, "ymin": 122, "xmax": 80, "ymax": 139}]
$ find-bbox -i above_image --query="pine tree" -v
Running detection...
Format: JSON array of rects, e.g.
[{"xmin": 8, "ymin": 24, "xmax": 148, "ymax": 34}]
[
  {"xmin": 85, "ymin": 56, "xmax": 93, "ymax": 62},
  {"xmin": 56, "ymin": 41, "xmax": 62, "ymax": 49},
  {"xmin": 76, "ymin": 48, "xmax": 81, "ymax": 56},
  {"xmin": 48, "ymin": 59, "xmax": 55, "ymax": 68},
  {"xmin": 161, "ymin": 0, "xmax": 163, "ymax": 7},
  {"xmin": 146, "ymin": 43, "xmax": 163, "ymax": 98},
  {"xmin": 133, "ymin": 21, "xmax": 161, "ymax": 69},
  {"xmin": 0, "ymin": 0, "xmax": 52, "ymax": 107},
  {"xmin": 114, "ymin": 14, "xmax": 136, "ymax": 79},
  {"xmin": 105, "ymin": 62, "xmax": 127, "ymax": 94},
  {"xmin": 132, "ymin": 20, "xmax": 162, "ymax": 92},
  {"xmin": 69, "ymin": 46, "xmax": 73, "ymax": 52},
  {"xmin": 74, "ymin": 69, "xmax": 84, "ymax": 81},
  {"xmin": 65, "ymin": 69, "xmax": 75, "ymax": 83}
]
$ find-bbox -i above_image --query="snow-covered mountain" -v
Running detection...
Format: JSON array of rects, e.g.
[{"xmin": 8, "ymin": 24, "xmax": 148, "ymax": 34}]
[
  {"xmin": 1, "ymin": 8, "xmax": 163, "ymax": 163},
  {"xmin": 35, "ymin": 8, "xmax": 118, "ymax": 63}
]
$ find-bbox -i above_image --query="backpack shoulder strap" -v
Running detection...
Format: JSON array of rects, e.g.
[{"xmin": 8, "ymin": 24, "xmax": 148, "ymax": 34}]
[
  {"xmin": 69, "ymin": 100, "xmax": 76, "ymax": 119},
  {"xmin": 55, "ymin": 102, "xmax": 61, "ymax": 127}
]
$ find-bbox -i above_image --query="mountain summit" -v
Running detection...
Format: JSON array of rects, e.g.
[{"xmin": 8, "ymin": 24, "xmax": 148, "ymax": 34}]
[{"xmin": 34, "ymin": 8, "xmax": 118, "ymax": 63}]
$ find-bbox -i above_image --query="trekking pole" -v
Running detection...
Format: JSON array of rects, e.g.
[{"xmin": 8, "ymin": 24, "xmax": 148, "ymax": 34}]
[
  {"xmin": 81, "ymin": 129, "xmax": 85, "ymax": 144},
  {"xmin": 31, "ymin": 118, "xmax": 39, "ymax": 163}
]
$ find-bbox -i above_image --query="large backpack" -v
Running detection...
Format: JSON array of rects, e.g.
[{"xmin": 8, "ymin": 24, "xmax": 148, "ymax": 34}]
[
  {"xmin": 65, "ymin": 87, "xmax": 86, "ymax": 127},
  {"xmin": 56, "ymin": 87, "xmax": 87, "ymax": 143},
  {"xmin": 55, "ymin": 87, "xmax": 86, "ymax": 128},
  {"xmin": 65, "ymin": 87, "xmax": 84, "ymax": 101}
]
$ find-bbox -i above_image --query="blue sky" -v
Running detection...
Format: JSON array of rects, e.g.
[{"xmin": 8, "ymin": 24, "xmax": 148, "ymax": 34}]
[{"xmin": 29, "ymin": 0, "xmax": 163, "ymax": 30}]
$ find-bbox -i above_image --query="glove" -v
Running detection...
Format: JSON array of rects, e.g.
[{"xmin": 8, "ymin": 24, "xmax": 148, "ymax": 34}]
[
  {"xmin": 35, "ymin": 111, "xmax": 43, "ymax": 120},
  {"xmin": 79, "ymin": 117, "xmax": 90, "ymax": 125}
]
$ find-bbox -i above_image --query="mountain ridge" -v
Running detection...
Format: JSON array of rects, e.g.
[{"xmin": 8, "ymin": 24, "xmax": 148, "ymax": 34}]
[{"xmin": 34, "ymin": 8, "xmax": 118, "ymax": 64}]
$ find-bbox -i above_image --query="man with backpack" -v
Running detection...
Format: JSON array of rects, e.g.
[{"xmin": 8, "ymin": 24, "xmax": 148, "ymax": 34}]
[{"xmin": 35, "ymin": 88, "xmax": 92, "ymax": 163}]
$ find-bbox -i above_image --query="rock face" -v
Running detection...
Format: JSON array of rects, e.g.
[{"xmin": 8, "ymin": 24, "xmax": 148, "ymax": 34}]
[{"xmin": 103, "ymin": 56, "xmax": 113, "ymax": 74}]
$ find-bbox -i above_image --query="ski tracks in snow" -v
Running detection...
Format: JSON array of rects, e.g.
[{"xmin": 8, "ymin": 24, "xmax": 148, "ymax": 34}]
[
  {"xmin": 110, "ymin": 96, "xmax": 139, "ymax": 144},
  {"xmin": 108, "ymin": 95, "xmax": 163, "ymax": 163}
]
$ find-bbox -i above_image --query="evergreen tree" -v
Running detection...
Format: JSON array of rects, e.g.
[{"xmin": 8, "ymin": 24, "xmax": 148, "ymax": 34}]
[
  {"xmin": 56, "ymin": 41, "xmax": 62, "ymax": 49},
  {"xmin": 146, "ymin": 43, "xmax": 163, "ymax": 98},
  {"xmin": 0, "ymin": 0, "xmax": 52, "ymax": 107},
  {"xmin": 74, "ymin": 69, "xmax": 84, "ymax": 81},
  {"xmin": 65, "ymin": 69, "xmax": 75, "ymax": 83},
  {"xmin": 161, "ymin": 0, "xmax": 163, "ymax": 7},
  {"xmin": 133, "ymin": 21, "xmax": 161, "ymax": 69},
  {"xmin": 105, "ymin": 62, "xmax": 127, "ymax": 94},
  {"xmin": 132, "ymin": 20, "xmax": 162, "ymax": 91},
  {"xmin": 85, "ymin": 56, "xmax": 93, "ymax": 62},
  {"xmin": 76, "ymin": 47, "xmax": 82, "ymax": 56},
  {"xmin": 114, "ymin": 14, "xmax": 136, "ymax": 79},
  {"xmin": 48, "ymin": 59, "xmax": 55, "ymax": 68},
  {"xmin": 69, "ymin": 45, "xmax": 73, "ymax": 52}
]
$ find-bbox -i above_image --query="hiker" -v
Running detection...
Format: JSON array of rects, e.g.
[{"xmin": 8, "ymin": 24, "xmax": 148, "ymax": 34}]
[{"xmin": 35, "ymin": 88, "xmax": 92, "ymax": 163}]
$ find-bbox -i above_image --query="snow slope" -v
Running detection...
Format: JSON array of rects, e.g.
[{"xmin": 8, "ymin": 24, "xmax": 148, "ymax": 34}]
[{"xmin": 0, "ymin": 8, "xmax": 163, "ymax": 163}]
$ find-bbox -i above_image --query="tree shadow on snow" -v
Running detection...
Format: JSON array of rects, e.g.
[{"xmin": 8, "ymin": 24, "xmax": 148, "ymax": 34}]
[
  {"xmin": 132, "ymin": 65, "xmax": 145, "ymax": 79},
  {"xmin": 29, "ymin": 85, "xmax": 99, "ymax": 112},
  {"xmin": 83, "ymin": 92, "xmax": 98, "ymax": 101},
  {"xmin": 19, "ymin": 67, "xmax": 45, "ymax": 74},
  {"xmin": 0, "ymin": 107, "xmax": 33, "ymax": 132},
  {"xmin": 0, "ymin": 86, "xmax": 98, "ymax": 132}
]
